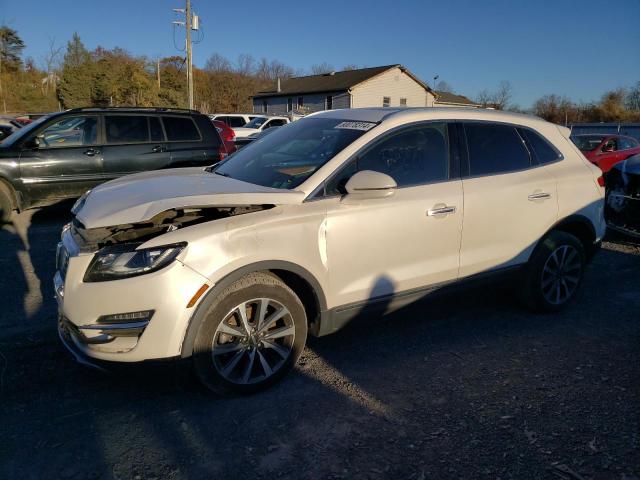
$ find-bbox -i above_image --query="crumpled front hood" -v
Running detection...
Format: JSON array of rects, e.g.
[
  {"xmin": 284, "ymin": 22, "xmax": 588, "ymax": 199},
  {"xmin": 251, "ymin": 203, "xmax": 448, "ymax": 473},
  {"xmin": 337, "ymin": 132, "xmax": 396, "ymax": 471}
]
[{"xmin": 76, "ymin": 167, "xmax": 305, "ymax": 229}]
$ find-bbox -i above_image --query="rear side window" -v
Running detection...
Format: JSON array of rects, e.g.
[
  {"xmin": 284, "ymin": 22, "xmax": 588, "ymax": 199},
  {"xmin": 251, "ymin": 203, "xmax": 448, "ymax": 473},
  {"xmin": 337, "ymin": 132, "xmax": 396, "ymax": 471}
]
[
  {"xmin": 105, "ymin": 116, "xmax": 149, "ymax": 144},
  {"xmin": 162, "ymin": 116, "xmax": 201, "ymax": 141},
  {"xmin": 464, "ymin": 123, "xmax": 530, "ymax": 176},
  {"xmin": 227, "ymin": 116, "xmax": 246, "ymax": 128},
  {"xmin": 520, "ymin": 129, "xmax": 562, "ymax": 165},
  {"xmin": 149, "ymin": 117, "xmax": 164, "ymax": 141}
]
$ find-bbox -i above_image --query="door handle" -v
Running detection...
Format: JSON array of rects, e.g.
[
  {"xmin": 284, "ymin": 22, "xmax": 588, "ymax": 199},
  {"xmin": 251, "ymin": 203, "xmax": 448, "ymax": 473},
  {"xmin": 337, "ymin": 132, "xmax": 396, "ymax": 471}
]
[
  {"xmin": 83, "ymin": 148, "xmax": 100, "ymax": 156},
  {"xmin": 152, "ymin": 145, "xmax": 166, "ymax": 153},
  {"xmin": 427, "ymin": 204, "xmax": 456, "ymax": 217},
  {"xmin": 528, "ymin": 191, "xmax": 551, "ymax": 201}
]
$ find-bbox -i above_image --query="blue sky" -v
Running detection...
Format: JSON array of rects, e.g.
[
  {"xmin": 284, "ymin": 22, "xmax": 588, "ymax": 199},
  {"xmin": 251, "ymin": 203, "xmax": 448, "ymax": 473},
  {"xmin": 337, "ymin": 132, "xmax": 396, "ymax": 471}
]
[{"xmin": 2, "ymin": 0, "xmax": 639, "ymax": 107}]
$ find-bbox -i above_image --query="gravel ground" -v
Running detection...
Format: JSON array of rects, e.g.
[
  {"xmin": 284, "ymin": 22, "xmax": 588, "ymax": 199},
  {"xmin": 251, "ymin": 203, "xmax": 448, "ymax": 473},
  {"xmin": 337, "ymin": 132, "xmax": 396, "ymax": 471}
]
[{"xmin": 0, "ymin": 203, "xmax": 639, "ymax": 480}]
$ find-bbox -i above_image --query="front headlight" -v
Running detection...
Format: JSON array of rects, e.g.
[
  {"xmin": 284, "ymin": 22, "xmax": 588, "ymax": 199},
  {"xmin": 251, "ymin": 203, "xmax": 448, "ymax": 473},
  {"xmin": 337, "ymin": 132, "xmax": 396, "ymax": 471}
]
[{"xmin": 84, "ymin": 242, "xmax": 186, "ymax": 282}]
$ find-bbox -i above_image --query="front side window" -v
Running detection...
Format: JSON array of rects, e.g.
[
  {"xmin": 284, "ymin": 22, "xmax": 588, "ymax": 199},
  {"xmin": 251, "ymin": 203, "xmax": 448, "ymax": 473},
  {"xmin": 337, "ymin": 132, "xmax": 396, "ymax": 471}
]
[
  {"xmin": 464, "ymin": 123, "xmax": 531, "ymax": 176},
  {"xmin": 105, "ymin": 116, "xmax": 149, "ymax": 144},
  {"xmin": 383, "ymin": 96, "xmax": 391, "ymax": 107},
  {"xmin": 213, "ymin": 117, "xmax": 373, "ymax": 190},
  {"xmin": 245, "ymin": 117, "xmax": 267, "ymax": 129},
  {"xmin": 36, "ymin": 115, "xmax": 98, "ymax": 148},
  {"xmin": 162, "ymin": 116, "xmax": 200, "ymax": 141},
  {"xmin": 520, "ymin": 128, "xmax": 562, "ymax": 165},
  {"xmin": 618, "ymin": 137, "xmax": 635, "ymax": 150},
  {"xmin": 326, "ymin": 123, "xmax": 450, "ymax": 195}
]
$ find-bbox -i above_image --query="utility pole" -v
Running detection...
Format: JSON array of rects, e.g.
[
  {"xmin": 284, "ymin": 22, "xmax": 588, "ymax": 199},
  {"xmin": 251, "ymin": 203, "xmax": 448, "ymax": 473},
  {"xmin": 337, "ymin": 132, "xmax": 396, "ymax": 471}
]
[{"xmin": 173, "ymin": 1, "xmax": 198, "ymax": 109}]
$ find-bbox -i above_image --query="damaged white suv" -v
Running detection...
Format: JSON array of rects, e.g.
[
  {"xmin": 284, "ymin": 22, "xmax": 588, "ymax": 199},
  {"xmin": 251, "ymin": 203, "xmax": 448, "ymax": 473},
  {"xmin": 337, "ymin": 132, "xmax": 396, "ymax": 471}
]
[{"xmin": 56, "ymin": 108, "xmax": 605, "ymax": 394}]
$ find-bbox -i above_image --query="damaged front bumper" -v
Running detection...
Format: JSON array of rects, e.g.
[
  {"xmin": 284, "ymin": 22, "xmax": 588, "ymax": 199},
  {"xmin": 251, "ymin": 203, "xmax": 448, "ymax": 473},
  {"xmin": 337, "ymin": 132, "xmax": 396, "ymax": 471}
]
[{"xmin": 605, "ymin": 167, "xmax": 640, "ymax": 237}]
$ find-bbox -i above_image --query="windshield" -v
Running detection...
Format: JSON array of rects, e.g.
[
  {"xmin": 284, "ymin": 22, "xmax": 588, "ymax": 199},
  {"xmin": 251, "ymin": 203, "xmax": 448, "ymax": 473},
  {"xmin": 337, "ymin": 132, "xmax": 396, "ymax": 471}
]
[
  {"xmin": 213, "ymin": 117, "xmax": 375, "ymax": 189},
  {"xmin": 244, "ymin": 117, "xmax": 268, "ymax": 129},
  {"xmin": 0, "ymin": 114, "xmax": 51, "ymax": 147},
  {"xmin": 571, "ymin": 135, "xmax": 605, "ymax": 151}
]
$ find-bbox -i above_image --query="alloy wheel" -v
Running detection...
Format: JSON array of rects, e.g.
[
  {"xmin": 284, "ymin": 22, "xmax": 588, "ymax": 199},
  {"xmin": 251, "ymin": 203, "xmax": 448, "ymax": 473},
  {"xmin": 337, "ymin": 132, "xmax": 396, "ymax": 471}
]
[
  {"xmin": 211, "ymin": 298, "xmax": 295, "ymax": 384},
  {"xmin": 540, "ymin": 245, "xmax": 582, "ymax": 305}
]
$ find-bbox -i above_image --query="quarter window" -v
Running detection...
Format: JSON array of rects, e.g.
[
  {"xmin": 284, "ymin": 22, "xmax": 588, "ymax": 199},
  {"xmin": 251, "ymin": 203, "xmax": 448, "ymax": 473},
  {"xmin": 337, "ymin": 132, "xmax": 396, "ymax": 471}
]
[
  {"xmin": 162, "ymin": 116, "xmax": 200, "ymax": 141},
  {"xmin": 326, "ymin": 123, "xmax": 450, "ymax": 195},
  {"xmin": 464, "ymin": 123, "xmax": 531, "ymax": 176},
  {"xmin": 520, "ymin": 128, "xmax": 562, "ymax": 165}
]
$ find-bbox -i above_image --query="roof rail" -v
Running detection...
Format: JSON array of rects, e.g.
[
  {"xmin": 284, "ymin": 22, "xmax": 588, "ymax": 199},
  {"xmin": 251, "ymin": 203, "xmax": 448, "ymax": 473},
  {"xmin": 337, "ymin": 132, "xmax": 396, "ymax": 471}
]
[{"xmin": 66, "ymin": 106, "xmax": 201, "ymax": 114}]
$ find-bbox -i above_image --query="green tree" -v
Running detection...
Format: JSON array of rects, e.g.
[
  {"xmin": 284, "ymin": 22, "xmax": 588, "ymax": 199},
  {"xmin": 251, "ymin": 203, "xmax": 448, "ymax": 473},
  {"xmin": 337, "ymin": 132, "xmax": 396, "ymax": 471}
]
[{"xmin": 58, "ymin": 33, "xmax": 93, "ymax": 108}]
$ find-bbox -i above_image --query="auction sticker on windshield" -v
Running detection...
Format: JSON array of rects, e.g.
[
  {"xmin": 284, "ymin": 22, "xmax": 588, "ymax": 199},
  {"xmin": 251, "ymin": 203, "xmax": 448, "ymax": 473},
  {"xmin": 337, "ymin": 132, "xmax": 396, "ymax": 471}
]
[{"xmin": 334, "ymin": 121, "xmax": 376, "ymax": 131}]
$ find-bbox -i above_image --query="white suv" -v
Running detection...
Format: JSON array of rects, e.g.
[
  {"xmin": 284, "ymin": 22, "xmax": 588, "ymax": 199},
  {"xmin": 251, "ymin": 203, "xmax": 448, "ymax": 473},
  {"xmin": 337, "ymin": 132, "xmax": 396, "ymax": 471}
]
[
  {"xmin": 55, "ymin": 108, "xmax": 605, "ymax": 394},
  {"xmin": 208, "ymin": 113, "xmax": 258, "ymax": 128},
  {"xmin": 232, "ymin": 116, "xmax": 290, "ymax": 138}
]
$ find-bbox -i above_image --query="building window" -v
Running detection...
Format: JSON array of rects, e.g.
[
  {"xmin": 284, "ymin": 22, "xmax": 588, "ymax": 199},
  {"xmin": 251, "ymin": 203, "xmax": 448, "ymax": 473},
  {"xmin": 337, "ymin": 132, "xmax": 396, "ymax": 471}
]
[
  {"xmin": 400, "ymin": 98, "xmax": 407, "ymax": 106},
  {"xmin": 326, "ymin": 95, "xmax": 333, "ymax": 110},
  {"xmin": 383, "ymin": 97, "xmax": 391, "ymax": 107},
  {"xmin": 297, "ymin": 97, "xmax": 303, "ymax": 108},
  {"xmin": 287, "ymin": 98, "xmax": 293, "ymax": 112},
  {"xmin": 262, "ymin": 100, "xmax": 268, "ymax": 113}
]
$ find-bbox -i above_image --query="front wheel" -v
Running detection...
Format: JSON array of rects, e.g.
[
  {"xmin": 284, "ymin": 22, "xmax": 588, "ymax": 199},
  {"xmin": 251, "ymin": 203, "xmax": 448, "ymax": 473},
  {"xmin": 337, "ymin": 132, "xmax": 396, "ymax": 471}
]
[
  {"xmin": 193, "ymin": 272, "xmax": 307, "ymax": 395},
  {"xmin": 519, "ymin": 231, "xmax": 586, "ymax": 313}
]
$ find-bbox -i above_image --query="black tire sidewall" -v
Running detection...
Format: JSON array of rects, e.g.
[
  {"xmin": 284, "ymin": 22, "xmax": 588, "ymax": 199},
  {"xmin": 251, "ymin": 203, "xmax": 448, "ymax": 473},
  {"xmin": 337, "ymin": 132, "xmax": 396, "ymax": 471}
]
[
  {"xmin": 522, "ymin": 231, "xmax": 586, "ymax": 313},
  {"xmin": 193, "ymin": 275, "xmax": 307, "ymax": 395}
]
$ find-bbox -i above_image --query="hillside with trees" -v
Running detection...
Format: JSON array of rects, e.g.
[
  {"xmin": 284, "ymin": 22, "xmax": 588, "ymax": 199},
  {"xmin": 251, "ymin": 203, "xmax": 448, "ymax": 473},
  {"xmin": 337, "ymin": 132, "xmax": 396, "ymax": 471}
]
[{"xmin": 1, "ymin": 26, "xmax": 639, "ymax": 123}]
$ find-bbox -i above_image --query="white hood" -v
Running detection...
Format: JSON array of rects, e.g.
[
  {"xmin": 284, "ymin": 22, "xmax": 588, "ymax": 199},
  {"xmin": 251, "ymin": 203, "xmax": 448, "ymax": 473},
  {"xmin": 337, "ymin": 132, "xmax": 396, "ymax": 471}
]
[
  {"xmin": 76, "ymin": 167, "xmax": 305, "ymax": 229},
  {"xmin": 233, "ymin": 127, "xmax": 260, "ymax": 138}
]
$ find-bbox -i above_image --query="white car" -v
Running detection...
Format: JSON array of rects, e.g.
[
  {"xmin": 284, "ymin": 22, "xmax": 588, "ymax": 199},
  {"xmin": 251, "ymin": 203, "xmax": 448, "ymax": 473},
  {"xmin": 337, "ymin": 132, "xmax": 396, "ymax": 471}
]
[
  {"xmin": 208, "ymin": 114, "xmax": 258, "ymax": 128},
  {"xmin": 232, "ymin": 116, "xmax": 290, "ymax": 138},
  {"xmin": 56, "ymin": 107, "xmax": 605, "ymax": 394}
]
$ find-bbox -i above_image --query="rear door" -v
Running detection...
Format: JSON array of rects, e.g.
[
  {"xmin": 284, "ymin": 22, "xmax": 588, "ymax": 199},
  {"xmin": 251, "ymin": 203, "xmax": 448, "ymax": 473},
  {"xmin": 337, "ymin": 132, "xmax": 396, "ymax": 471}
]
[
  {"xmin": 101, "ymin": 114, "xmax": 170, "ymax": 178},
  {"xmin": 18, "ymin": 114, "xmax": 104, "ymax": 201},
  {"xmin": 458, "ymin": 121, "xmax": 558, "ymax": 278},
  {"xmin": 164, "ymin": 115, "xmax": 219, "ymax": 168}
]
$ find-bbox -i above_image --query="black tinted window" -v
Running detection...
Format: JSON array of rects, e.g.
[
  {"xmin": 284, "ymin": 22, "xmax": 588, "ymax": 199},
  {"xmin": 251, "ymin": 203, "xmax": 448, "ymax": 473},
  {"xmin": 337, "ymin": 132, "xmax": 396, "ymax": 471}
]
[
  {"xmin": 105, "ymin": 116, "xmax": 148, "ymax": 143},
  {"xmin": 327, "ymin": 123, "xmax": 449, "ymax": 194},
  {"xmin": 163, "ymin": 116, "xmax": 200, "ymax": 141},
  {"xmin": 227, "ymin": 116, "xmax": 246, "ymax": 127},
  {"xmin": 521, "ymin": 129, "xmax": 561, "ymax": 164},
  {"xmin": 149, "ymin": 117, "xmax": 164, "ymax": 141},
  {"xmin": 464, "ymin": 123, "xmax": 530, "ymax": 175}
]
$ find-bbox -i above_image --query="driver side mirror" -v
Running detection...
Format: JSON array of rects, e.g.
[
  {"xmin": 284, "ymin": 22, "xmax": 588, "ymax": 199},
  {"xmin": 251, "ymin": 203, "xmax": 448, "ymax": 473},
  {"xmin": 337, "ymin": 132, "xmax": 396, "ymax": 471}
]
[
  {"xmin": 344, "ymin": 170, "xmax": 397, "ymax": 200},
  {"xmin": 23, "ymin": 136, "xmax": 40, "ymax": 149}
]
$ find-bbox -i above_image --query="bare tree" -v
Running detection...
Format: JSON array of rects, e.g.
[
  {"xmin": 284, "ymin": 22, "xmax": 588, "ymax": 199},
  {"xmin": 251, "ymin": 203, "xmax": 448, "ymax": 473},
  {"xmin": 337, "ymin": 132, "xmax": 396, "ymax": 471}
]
[
  {"xmin": 476, "ymin": 89, "xmax": 493, "ymax": 107},
  {"xmin": 435, "ymin": 80, "xmax": 452, "ymax": 93},
  {"xmin": 310, "ymin": 62, "xmax": 334, "ymax": 75},
  {"xmin": 341, "ymin": 64, "xmax": 358, "ymax": 71},
  {"xmin": 493, "ymin": 81, "xmax": 513, "ymax": 110},
  {"xmin": 205, "ymin": 53, "xmax": 232, "ymax": 73},
  {"xmin": 626, "ymin": 81, "xmax": 640, "ymax": 111},
  {"xmin": 41, "ymin": 36, "xmax": 63, "ymax": 94},
  {"xmin": 234, "ymin": 53, "xmax": 255, "ymax": 76}
]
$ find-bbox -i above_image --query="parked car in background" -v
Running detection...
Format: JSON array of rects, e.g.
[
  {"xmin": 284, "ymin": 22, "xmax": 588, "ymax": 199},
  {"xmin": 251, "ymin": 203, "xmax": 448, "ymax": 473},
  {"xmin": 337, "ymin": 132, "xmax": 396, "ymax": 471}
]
[
  {"xmin": 56, "ymin": 107, "xmax": 604, "ymax": 394},
  {"xmin": 571, "ymin": 134, "xmax": 640, "ymax": 172},
  {"xmin": 233, "ymin": 115, "xmax": 290, "ymax": 138},
  {"xmin": 605, "ymin": 153, "xmax": 640, "ymax": 238},
  {"xmin": 233, "ymin": 124, "xmax": 282, "ymax": 149},
  {"xmin": 0, "ymin": 125, "xmax": 15, "ymax": 142},
  {"xmin": 208, "ymin": 114, "xmax": 259, "ymax": 128},
  {"xmin": 0, "ymin": 107, "xmax": 225, "ymax": 222},
  {"xmin": 212, "ymin": 120, "xmax": 236, "ymax": 154}
]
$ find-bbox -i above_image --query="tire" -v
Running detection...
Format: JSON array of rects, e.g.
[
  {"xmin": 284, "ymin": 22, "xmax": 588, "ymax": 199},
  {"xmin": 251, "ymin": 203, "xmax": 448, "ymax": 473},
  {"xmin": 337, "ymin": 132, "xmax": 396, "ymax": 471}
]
[
  {"xmin": 0, "ymin": 182, "xmax": 15, "ymax": 224},
  {"xmin": 192, "ymin": 272, "xmax": 307, "ymax": 395},
  {"xmin": 519, "ymin": 231, "xmax": 586, "ymax": 313}
]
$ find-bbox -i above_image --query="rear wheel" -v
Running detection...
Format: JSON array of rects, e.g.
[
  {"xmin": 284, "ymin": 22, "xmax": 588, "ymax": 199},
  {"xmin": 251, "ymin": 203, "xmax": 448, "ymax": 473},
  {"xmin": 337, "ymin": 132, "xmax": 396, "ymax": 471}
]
[
  {"xmin": 193, "ymin": 272, "xmax": 307, "ymax": 395},
  {"xmin": 519, "ymin": 231, "xmax": 585, "ymax": 312},
  {"xmin": 0, "ymin": 182, "xmax": 15, "ymax": 224}
]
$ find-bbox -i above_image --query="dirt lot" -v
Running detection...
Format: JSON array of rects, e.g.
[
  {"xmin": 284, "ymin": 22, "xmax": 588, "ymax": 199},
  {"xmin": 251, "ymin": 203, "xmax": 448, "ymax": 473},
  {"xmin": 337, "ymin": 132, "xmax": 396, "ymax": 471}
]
[{"xmin": 0, "ymin": 203, "xmax": 639, "ymax": 480}]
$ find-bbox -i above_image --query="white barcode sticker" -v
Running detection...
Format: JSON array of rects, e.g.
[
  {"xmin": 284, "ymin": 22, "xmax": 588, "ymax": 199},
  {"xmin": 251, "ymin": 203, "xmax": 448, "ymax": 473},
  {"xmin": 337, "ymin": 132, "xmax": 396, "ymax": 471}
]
[{"xmin": 334, "ymin": 121, "xmax": 376, "ymax": 131}]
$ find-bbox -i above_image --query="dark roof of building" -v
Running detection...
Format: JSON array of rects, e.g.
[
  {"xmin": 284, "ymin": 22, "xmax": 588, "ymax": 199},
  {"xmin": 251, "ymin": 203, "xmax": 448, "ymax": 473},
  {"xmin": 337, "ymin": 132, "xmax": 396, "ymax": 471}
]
[
  {"xmin": 434, "ymin": 91, "xmax": 479, "ymax": 106},
  {"xmin": 253, "ymin": 64, "xmax": 433, "ymax": 98}
]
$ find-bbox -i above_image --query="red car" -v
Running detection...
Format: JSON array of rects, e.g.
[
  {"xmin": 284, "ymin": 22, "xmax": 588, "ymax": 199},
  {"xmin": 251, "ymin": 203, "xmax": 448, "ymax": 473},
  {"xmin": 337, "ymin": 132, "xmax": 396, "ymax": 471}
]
[
  {"xmin": 212, "ymin": 120, "xmax": 236, "ymax": 155},
  {"xmin": 571, "ymin": 134, "xmax": 640, "ymax": 172}
]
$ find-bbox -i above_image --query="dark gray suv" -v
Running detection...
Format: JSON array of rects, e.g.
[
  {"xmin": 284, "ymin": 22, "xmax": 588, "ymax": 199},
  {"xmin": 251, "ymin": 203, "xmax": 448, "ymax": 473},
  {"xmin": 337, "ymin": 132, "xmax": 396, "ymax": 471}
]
[{"xmin": 0, "ymin": 107, "xmax": 225, "ymax": 222}]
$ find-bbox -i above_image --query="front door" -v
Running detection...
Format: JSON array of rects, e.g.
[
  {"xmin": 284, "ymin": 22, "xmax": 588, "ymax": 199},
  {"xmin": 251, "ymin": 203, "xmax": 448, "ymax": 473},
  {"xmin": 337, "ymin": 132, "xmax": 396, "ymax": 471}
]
[
  {"xmin": 18, "ymin": 114, "xmax": 103, "ymax": 204},
  {"xmin": 321, "ymin": 122, "xmax": 463, "ymax": 308}
]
